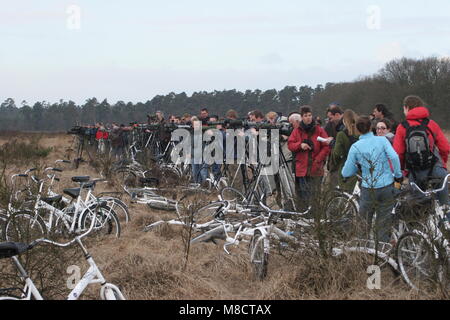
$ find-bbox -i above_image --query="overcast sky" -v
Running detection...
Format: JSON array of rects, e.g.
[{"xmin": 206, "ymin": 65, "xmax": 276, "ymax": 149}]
[{"xmin": 1, "ymin": 0, "xmax": 450, "ymax": 105}]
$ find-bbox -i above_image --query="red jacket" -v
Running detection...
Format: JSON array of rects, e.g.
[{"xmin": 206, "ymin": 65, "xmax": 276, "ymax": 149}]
[
  {"xmin": 393, "ymin": 106, "xmax": 450, "ymax": 169},
  {"xmin": 95, "ymin": 130, "xmax": 109, "ymax": 140},
  {"xmin": 288, "ymin": 125, "xmax": 330, "ymax": 177}
]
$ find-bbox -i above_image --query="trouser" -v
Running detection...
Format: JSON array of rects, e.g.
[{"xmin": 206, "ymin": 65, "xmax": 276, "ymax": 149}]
[
  {"xmin": 275, "ymin": 161, "xmax": 296, "ymax": 209},
  {"xmin": 408, "ymin": 164, "xmax": 449, "ymax": 206},
  {"xmin": 359, "ymin": 184, "xmax": 395, "ymax": 243},
  {"xmin": 112, "ymin": 146, "xmax": 124, "ymax": 160},
  {"xmin": 192, "ymin": 163, "xmax": 208, "ymax": 184},
  {"xmin": 226, "ymin": 163, "xmax": 248, "ymax": 192},
  {"xmin": 202, "ymin": 163, "xmax": 222, "ymax": 181},
  {"xmin": 210, "ymin": 163, "xmax": 222, "ymax": 180},
  {"xmin": 295, "ymin": 176, "xmax": 321, "ymax": 211}
]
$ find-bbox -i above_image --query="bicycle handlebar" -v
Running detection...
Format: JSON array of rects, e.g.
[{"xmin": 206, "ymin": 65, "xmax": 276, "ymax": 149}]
[
  {"xmin": 55, "ymin": 160, "xmax": 71, "ymax": 164},
  {"xmin": 410, "ymin": 174, "xmax": 450, "ymax": 196},
  {"xmin": 44, "ymin": 167, "xmax": 63, "ymax": 173}
]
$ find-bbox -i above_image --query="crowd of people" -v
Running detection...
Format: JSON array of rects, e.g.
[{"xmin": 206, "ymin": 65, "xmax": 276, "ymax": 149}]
[{"xmin": 78, "ymin": 94, "xmax": 450, "ymax": 244}]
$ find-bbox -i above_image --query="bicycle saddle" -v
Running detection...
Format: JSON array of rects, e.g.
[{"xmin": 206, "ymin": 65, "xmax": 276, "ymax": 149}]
[
  {"xmin": 63, "ymin": 188, "xmax": 80, "ymax": 199},
  {"xmin": 82, "ymin": 181, "xmax": 95, "ymax": 189},
  {"xmin": 41, "ymin": 194, "xmax": 63, "ymax": 204},
  {"xmin": 0, "ymin": 242, "xmax": 30, "ymax": 259},
  {"xmin": 71, "ymin": 176, "xmax": 90, "ymax": 183}
]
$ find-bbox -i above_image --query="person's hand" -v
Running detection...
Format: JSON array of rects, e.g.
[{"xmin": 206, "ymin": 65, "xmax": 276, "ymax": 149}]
[
  {"xmin": 324, "ymin": 137, "xmax": 334, "ymax": 145},
  {"xmin": 394, "ymin": 176, "xmax": 404, "ymax": 184},
  {"xmin": 301, "ymin": 143, "xmax": 311, "ymax": 151}
]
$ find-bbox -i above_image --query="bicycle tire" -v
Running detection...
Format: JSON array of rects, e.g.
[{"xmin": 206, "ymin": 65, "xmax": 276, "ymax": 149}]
[
  {"xmin": 220, "ymin": 186, "xmax": 246, "ymax": 204},
  {"xmin": 0, "ymin": 213, "xmax": 8, "ymax": 240},
  {"xmin": 191, "ymin": 201, "xmax": 229, "ymax": 225},
  {"xmin": 248, "ymin": 230, "xmax": 268, "ymax": 280},
  {"xmin": 114, "ymin": 166, "xmax": 140, "ymax": 188},
  {"xmin": 99, "ymin": 197, "xmax": 131, "ymax": 224},
  {"xmin": 100, "ymin": 283, "xmax": 126, "ymax": 300},
  {"xmin": 4, "ymin": 211, "xmax": 47, "ymax": 243},
  {"xmin": 80, "ymin": 204, "xmax": 121, "ymax": 238},
  {"xmin": 396, "ymin": 232, "xmax": 444, "ymax": 291},
  {"xmin": 324, "ymin": 190, "xmax": 358, "ymax": 237}
]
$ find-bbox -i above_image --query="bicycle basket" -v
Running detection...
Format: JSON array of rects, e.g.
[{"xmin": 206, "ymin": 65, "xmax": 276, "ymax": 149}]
[{"xmin": 396, "ymin": 190, "xmax": 434, "ymax": 222}]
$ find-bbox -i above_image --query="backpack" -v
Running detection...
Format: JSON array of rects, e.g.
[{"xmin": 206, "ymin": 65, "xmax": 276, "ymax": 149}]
[{"xmin": 402, "ymin": 118, "xmax": 437, "ymax": 171}]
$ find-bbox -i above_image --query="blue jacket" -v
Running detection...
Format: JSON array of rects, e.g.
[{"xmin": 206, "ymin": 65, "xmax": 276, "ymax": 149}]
[{"xmin": 342, "ymin": 132, "xmax": 402, "ymax": 189}]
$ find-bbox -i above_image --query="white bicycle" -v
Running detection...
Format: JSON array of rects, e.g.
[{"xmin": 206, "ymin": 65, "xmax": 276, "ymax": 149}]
[{"xmin": 0, "ymin": 217, "xmax": 125, "ymax": 300}]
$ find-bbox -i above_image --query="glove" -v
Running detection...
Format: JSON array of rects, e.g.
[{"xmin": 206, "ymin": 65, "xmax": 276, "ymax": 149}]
[{"xmin": 394, "ymin": 176, "xmax": 404, "ymax": 184}]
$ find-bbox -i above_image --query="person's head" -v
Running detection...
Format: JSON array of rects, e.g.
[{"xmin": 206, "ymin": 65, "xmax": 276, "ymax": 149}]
[
  {"xmin": 403, "ymin": 95, "xmax": 425, "ymax": 116},
  {"xmin": 182, "ymin": 113, "xmax": 191, "ymax": 123},
  {"xmin": 356, "ymin": 116, "xmax": 372, "ymax": 135},
  {"xmin": 174, "ymin": 116, "xmax": 181, "ymax": 124},
  {"xmin": 249, "ymin": 110, "xmax": 264, "ymax": 122},
  {"xmin": 156, "ymin": 111, "xmax": 164, "ymax": 121},
  {"xmin": 200, "ymin": 108, "xmax": 209, "ymax": 119},
  {"xmin": 266, "ymin": 111, "xmax": 278, "ymax": 124},
  {"xmin": 375, "ymin": 118, "xmax": 392, "ymax": 137},
  {"xmin": 300, "ymin": 106, "xmax": 313, "ymax": 125},
  {"xmin": 169, "ymin": 114, "xmax": 176, "ymax": 123},
  {"xmin": 327, "ymin": 106, "xmax": 344, "ymax": 122},
  {"xmin": 226, "ymin": 109, "xmax": 238, "ymax": 120},
  {"xmin": 373, "ymin": 104, "xmax": 392, "ymax": 119},
  {"xmin": 209, "ymin": 115, "xmax": 219, "ymax": 122},
  {"xmin": 191, "ymin": 116, "xmax": 201, "ymax": 129},
  {"xmin": 289, "ymin": 112, "xmax": 301, "ymax": 129},
  {"xmin": 342, "ymin": 110, "xmax": 358, "ymax": 136}
]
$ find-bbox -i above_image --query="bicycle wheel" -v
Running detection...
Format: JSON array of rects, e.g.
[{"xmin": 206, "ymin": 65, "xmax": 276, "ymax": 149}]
[
  {"xmin": 114, "ymin": 166, "xmax": 139, "ymax": 188},
  {"xmin": 396, "ymin": 232, "xmax": 442, "ymax": 291},
  {"xmin": 324, "ymin": 190, "xmax": 358, "ymax": 237},
  {"xmin": 158, "ymin": 166, "xmax": 181, "ymax": 186},
  {"xmin": 0, "ymin": 213, "xmax": 8, "ymax": 240},
  {"xmin": 220, "ymin": 187, "xmax": 246, "ymax": 204},
  {"xmin": 80, "ymin": 204, "xmax": 121, "ymax": 238},
  {"xmin": 191, "ymin": 201, "xmax": 229, "ymax": 224},
  {"xmin": 101, "ymin": 284, "xmax": 126, "ymax": 300},
  {"xmin": 248, "ymin": 230, "xmax": 268, "ymax": 280},
  {"xmin": 4, "ymin": 211, "xmax": 47, "ymax": 243},
  {"xmin": 100, "ymin": 197, "xmax": 131, "ymax": 224}
]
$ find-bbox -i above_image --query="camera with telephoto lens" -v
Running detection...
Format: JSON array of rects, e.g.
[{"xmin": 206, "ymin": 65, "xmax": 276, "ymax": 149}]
[{"xmin": 68, "ymin": 125, "xmax": 86, "ymax": 135}]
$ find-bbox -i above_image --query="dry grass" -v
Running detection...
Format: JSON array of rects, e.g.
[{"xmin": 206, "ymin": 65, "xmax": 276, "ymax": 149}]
[{"xmin": 0, "ymin": 132, "xmax": 448, "ymax": 300}]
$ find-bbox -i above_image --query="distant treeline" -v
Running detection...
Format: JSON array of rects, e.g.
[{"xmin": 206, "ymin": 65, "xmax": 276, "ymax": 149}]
[{"xmin": 1, "ymin": 57, "xmax": 449, "ymax": 131}]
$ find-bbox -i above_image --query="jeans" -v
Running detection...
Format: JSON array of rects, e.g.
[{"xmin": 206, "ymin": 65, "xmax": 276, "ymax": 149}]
[
  {"xmin": 210, "ymin": 163, "xmax": 222, "ymax": 181},
  {"xmin": 295, "ymin": 176, "xmax": 321, "ymax": 211},
  {"xmin": 408, "ymin": 164, "xmax": 449, "ymax": 206},
  {"xmin": 359, "ymin": 184, "xmax": 395, "ymax": 243},
  {"xmin": 192, "ymin": 164, "xmax": 208, "ymax": 184}
]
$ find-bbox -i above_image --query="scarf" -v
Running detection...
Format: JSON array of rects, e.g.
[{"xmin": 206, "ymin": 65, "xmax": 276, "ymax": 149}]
[{"xmin": 300, "ymin": 119, "xmax": 316, "ymax": 134}]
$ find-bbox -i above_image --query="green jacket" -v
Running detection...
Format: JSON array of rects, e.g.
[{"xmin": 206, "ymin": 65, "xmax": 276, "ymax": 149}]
[{"xmin": 330, "ymin": 130, "xmax": 359, "ymax": 192}]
